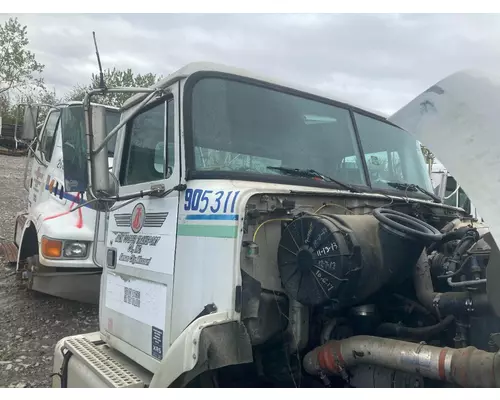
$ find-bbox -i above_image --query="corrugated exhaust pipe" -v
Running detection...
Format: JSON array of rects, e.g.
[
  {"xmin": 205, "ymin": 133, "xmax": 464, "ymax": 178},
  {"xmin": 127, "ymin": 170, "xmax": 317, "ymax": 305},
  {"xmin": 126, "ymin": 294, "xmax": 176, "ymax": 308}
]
[{"xmin": 303, "ymin": 336, "xmax": 500, "ymax": 387}]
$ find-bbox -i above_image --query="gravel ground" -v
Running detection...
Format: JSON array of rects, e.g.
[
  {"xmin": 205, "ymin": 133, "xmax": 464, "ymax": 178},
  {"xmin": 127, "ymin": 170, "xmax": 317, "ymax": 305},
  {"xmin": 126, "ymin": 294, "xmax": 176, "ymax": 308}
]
[{"xmin": 0, "ymin": 154, "xmax": 98, "ymax": 388}]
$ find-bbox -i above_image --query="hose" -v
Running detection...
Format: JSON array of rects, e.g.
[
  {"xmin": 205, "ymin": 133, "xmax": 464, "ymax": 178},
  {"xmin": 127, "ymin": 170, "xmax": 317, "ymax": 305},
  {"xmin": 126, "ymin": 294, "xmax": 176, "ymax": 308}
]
[
  {"xmin": 303, "ymin": 335, "xmax": 500, "ymax": 387},
  {"xmin": 375, "ymin": 315, "xmax": 454, "ymax": 340},
  {"xmin": 427, "ymin": 226, "xmax": 471, "ymax": 253},
  {"xmin": 372, "ymin": 208, "xmax": 443, "ymax": 242},
  {"xmin": 414, "ymin": 249, "xmax": 491, "ymax": 316}
]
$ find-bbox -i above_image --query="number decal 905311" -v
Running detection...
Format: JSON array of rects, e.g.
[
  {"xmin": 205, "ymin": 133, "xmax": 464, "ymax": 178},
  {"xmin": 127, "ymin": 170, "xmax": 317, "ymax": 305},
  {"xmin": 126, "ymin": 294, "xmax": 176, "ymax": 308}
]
[{"xmin": 184, "ymin": 189, "xmax": 240, "ymax": 214}]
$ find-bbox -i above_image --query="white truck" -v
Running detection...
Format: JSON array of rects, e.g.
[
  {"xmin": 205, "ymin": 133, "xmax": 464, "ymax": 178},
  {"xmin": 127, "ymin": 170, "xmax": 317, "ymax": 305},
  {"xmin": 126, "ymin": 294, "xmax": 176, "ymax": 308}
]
[
  {"xmin": 51, "ymin": 63, "xmax": 500, "ymax": 388},
  {"xmin": 4, "ymin": 101, "xmax": 120, "ymax": 303}
]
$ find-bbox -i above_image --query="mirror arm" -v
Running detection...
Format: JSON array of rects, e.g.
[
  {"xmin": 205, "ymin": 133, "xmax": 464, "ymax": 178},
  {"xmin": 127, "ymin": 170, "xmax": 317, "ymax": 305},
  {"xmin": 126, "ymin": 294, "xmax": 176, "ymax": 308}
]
[
  {"xmin": 82, "ymin": 87, "xmax": 157, "ymax": 112},
  {"xmin": 82, "ymin": 87, "xmax": 160, "ymax": 157},
  {"xmin": 91, "ymin": 89, "xmax": 162, "ymax": 156},
  {"xmin": 27, "ymin": 137, "xmax": 47, "ymax": 167}
]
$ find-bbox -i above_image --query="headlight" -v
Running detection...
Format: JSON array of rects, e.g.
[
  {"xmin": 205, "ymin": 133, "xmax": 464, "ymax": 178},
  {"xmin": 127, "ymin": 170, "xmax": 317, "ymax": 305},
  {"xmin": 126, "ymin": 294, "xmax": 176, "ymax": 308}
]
[{"xmin": 63, "ymin": 241, "xmax": 88, "ymax": 258}]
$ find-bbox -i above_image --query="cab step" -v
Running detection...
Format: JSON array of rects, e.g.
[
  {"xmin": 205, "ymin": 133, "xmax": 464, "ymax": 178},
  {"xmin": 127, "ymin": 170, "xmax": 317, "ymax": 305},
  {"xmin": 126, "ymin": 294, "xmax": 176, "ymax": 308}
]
[{"xmin": 64, "ymin": 336, "xmax": 144, "ymax": 388}]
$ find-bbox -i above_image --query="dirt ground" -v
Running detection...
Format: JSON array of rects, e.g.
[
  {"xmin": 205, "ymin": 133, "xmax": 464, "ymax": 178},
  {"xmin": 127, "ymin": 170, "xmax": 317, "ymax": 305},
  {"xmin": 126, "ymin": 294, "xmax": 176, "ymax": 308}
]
[{"xmin": 0, "ymin": 154, "xmax": 98, "ymax": 388}]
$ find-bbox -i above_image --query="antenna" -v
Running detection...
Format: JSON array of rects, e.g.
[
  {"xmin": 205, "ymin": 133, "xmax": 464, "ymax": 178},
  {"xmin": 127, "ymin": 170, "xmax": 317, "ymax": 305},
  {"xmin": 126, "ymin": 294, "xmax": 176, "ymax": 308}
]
[{"xmin": 92, "ymin": 31, "xmax": 106, "ymax": 89}]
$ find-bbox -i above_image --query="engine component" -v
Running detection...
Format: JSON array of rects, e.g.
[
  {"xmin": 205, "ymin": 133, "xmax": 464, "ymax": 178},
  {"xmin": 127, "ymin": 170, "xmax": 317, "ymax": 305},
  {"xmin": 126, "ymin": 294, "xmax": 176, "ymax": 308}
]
[
  {"xmin": 240, "ymin": 270, "xmax": 289, "ymax": 345},
  {"xmin": 320, "ymin": 318, "xmax": 353, "ymax": 345},
  {"xmin": 303, "ymin": 335, "xmax": 500, "ymax": 387},
  {"xmin": 277, "ymin": 211, "xmax": 431, "ymax": 308},
  {"xmin": 372, "ymin": 208, "xmax": 443, "ymax": 242},
  {"xmin": 288, "ymin": 300, "xmax": 309, "ymax": 352},
  {"xmin": 483, "ymin": 232, "xmax": 500, "ymax": 317},
  {"xmin": 414, "ymin": 249, "xmax": 491, "ymax": 316},
  {"xmin": 348, "ymin": 365, "xmax": 425, "ymax": 388},
  {"xmin": 350, "ymin": 304, "xmax": 380, "ymax": 335},
  {"xmin": 375, "ymin": 315, "xmax": 454, "ymax": 340}
]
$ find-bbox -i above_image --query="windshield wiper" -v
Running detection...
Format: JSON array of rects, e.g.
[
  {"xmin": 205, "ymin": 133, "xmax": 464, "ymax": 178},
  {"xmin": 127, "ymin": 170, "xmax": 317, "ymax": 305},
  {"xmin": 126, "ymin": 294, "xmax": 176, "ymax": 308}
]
[
  {"xmin": 267, "ymin": 166, "xmax": 360, "ymax": 193},
  {"xmin": 386, "ymin": 182, "xmax": 441, "ymax": 203}
]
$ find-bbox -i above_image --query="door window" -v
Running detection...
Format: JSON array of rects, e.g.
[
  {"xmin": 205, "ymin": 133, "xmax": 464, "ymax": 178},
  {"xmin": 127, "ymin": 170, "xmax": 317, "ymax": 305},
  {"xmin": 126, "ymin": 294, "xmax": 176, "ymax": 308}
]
[
  {"xmin": 39, "ymin": 111, "xmax": 60, "ymax": 162},
  {"xmin": 121, "ymin": 99, "xmax": 175, "ymax": 186}
]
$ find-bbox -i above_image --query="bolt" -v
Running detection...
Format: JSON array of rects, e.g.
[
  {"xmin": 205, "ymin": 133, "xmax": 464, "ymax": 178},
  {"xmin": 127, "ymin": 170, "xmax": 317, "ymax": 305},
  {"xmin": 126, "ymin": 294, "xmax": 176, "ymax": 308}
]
[
  {"xmin": 192, "ymin": 354, "xmax": 197, "ymax": 360},
  {"xmin": 193, "ymin": 339, "xmax": 197, "ymax": 345}
]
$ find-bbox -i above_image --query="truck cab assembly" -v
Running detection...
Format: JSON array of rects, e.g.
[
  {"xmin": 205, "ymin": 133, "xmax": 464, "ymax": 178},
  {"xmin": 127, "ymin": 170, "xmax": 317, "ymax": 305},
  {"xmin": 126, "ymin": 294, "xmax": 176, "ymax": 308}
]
[{"xmin": 47, "ymin": 63, "xmax": 500, "ymax": 388}]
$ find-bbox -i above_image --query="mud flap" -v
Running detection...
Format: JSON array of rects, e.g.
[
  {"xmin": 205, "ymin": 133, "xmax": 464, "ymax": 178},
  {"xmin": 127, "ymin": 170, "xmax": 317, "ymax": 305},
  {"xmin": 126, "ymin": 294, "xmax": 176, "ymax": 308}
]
[{"xmin": 0, "ymin": 241, "xmax": 19, "ymax": 264}]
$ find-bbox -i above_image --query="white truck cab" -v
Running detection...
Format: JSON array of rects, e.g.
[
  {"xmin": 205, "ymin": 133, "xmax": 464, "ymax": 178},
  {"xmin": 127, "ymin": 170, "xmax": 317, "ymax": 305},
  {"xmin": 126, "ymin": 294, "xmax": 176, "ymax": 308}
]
[
  {"xmin": 9, "ymin": 101, "xmax": 119, "ymax": 303},
  {"xmin": 51, "ymin": 64, "xmax": 500, "ymax": 388}
]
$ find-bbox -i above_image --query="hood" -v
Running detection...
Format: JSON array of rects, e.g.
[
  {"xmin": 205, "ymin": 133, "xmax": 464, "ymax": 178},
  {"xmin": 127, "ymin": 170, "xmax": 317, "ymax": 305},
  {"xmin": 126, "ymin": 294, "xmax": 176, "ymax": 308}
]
[{"xmin": 389, "ymin": 69, "xmax": 500, "ymax": 244}]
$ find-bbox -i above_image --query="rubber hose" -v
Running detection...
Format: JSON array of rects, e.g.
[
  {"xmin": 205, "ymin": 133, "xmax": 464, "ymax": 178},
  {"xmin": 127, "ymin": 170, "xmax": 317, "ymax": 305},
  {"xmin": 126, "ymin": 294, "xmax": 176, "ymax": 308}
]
[
  {"xmin": 375, "ymin": 315, "xmax": 454, "ymax": 340},
  {"xmin": 428, "ymin": 226, "xmax": 471, "ymax": 253}
]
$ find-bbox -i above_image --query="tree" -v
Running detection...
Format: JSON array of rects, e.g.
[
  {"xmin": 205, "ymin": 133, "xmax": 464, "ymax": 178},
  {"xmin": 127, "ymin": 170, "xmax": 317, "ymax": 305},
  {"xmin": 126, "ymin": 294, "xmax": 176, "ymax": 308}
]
[
  {"xmin": 66, "ymin": 68, "xmax": 163, "ymax": 107},
  {"xmin": 0, "ymin": 17, "xmax": 44, "ymax": 96}
]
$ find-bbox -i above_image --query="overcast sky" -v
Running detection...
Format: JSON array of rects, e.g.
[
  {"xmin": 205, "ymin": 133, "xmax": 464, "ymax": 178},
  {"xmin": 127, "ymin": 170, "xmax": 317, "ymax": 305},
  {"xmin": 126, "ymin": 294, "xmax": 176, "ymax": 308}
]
[{"xmin": 3, "ymin": 13, "xmax": 500, "ymax": 115}]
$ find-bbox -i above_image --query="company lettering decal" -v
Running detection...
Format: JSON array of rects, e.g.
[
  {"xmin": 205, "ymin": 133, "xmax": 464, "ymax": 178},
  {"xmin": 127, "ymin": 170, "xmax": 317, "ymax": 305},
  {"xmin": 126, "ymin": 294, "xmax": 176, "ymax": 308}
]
[{"xmin": 112, "ymin": 229, "xmax": 162, "ymax": 267}]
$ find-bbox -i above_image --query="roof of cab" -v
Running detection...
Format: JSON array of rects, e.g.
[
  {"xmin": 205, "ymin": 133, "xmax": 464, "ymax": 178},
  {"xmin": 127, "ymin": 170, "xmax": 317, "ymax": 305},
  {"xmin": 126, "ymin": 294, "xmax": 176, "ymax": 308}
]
[{"xmin": 121, "ymin": 61, "xmax": 387, "ymax": 119}]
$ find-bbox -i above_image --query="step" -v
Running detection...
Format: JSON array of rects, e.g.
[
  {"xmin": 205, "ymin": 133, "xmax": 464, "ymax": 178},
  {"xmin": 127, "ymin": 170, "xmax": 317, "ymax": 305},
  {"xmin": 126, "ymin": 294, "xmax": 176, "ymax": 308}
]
[{"xmin": 65, "ymin": 336, "xmax": 144, "ymax": 388}]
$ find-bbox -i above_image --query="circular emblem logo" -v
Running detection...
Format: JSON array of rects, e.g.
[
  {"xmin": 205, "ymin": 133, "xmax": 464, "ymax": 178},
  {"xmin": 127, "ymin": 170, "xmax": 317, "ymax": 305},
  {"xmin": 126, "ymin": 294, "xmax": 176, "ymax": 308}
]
[{"xmin": 131, "ymin": 203, "xmax": 146, "ymax": 233}]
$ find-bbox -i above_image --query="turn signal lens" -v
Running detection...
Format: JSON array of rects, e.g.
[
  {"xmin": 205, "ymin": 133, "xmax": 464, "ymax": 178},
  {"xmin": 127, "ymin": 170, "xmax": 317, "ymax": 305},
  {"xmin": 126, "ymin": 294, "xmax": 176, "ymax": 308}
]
[{"xmin": 41, "ymin": 237, "xmax": 62, "ymax": 258}]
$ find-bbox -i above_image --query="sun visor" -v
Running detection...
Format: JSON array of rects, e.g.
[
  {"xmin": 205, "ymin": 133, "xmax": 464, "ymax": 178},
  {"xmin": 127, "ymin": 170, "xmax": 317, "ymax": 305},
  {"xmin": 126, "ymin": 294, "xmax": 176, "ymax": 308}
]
[{"xmin": 389, "ymin": 69, "xmax": 500, "ymax": 244}]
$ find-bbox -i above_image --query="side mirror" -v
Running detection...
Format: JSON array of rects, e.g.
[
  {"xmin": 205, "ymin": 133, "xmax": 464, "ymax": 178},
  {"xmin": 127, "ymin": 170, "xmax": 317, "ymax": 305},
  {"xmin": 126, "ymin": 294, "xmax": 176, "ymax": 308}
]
[
  {"xmin": 20, "ymin": 105, "xmax": 40, "ymax": 141},
  {"xmin": 60, "ymin": 105, "xmax": 89, "ymax": 193},
  {"xmin": 87, "ymin": 105, "xmax": 111, "ymax": 195},
  {"xmin": 60, "ymin": 104, "xmax": 116, "ymax": 197}
]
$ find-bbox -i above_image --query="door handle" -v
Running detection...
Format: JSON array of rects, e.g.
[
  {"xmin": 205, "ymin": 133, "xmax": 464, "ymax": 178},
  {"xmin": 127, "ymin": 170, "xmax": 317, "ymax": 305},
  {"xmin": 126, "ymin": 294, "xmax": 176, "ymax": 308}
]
[{"xmin": 107, "ymin": 248, "xmax": 117, "ymax": 269}]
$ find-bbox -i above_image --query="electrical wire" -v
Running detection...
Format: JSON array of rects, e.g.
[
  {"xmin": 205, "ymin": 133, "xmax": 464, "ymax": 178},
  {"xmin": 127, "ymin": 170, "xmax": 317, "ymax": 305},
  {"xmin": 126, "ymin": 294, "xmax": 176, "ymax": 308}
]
[{"xmin": 252, "ymin": 218, "xmax": 293, "ymax": 242}]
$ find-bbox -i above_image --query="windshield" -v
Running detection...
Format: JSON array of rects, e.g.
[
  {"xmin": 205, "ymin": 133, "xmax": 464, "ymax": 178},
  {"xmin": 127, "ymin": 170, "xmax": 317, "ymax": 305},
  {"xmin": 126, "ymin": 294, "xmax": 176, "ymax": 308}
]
[
  {"xmin": 345, "ymin": 113, "xmax": 433, "ymax": 192},
  {"xmin": 105, "ymin": 110, "xmax": 121, "ymax": 157},
  {"xmin": 189, "ymin": 77, "xmax": 433, "ymax": 194}
]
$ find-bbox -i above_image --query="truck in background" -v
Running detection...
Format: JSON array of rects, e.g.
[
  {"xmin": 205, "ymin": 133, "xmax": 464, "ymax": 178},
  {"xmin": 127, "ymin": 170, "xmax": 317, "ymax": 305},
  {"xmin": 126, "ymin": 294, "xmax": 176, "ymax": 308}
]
[{"xmin": 1, "ymin": 101, "xmax": 120, "ymax": 304}]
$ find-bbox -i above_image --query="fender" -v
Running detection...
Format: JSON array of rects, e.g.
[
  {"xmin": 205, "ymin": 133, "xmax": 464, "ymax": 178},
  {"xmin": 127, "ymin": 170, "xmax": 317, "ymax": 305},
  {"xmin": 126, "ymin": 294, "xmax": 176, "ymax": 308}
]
[
  {"xmin": 149, "ymin": 312, "xmax": 253, "ymax": 388},
  {"xmin": 16, "ymin": 217, "xmax": 39, "ymax": 272}
]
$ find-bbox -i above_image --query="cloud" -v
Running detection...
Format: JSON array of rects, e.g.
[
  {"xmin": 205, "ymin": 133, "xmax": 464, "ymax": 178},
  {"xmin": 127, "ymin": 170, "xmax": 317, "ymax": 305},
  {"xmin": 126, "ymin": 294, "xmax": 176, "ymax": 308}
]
[{"xmin": 3, "ymin": 13, "xmax": 500, "ymax": 113}]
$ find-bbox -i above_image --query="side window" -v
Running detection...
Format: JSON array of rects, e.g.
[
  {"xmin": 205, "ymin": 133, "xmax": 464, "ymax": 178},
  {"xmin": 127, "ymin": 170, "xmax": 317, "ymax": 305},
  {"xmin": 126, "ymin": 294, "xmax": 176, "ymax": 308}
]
[
  {"xmin": 122, "ymin": 99, "xmax": 175, "ymax": 186},
  {"xmin": 39, "ymin": 111, "xmax": 60, "ymax": 162}
]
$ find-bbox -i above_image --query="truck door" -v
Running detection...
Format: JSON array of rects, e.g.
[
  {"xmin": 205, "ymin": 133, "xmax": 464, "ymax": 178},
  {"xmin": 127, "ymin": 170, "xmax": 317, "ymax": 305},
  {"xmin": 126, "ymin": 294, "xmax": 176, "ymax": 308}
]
[
  {"xmin": 101, "ymin": 87, "xmax": 180, "ymax": 369},
  {"xmin": 28, "ymin": 110, "xmax": 61, "ymax": 211}
]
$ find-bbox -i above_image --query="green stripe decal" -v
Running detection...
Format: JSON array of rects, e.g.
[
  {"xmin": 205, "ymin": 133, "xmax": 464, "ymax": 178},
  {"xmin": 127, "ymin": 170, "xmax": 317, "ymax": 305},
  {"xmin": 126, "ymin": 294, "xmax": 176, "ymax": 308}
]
[{"xmin": 178, "ymin": 224, "xmax": 238, "ymax": 238}]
